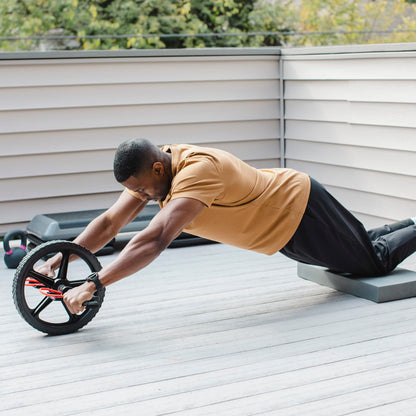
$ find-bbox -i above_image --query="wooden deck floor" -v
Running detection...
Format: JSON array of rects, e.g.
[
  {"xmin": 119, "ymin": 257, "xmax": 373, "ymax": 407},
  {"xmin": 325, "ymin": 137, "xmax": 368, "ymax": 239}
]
[{"xmin": 2, "ymin": 243, "xmax": 416, "ymax": 415}]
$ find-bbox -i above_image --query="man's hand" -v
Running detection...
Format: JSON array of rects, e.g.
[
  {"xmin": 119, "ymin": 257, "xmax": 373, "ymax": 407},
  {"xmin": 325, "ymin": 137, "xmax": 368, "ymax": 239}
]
[
  {"xmin": 35, "ymin": 253, "xmax": 63, "ymax": 278},
  {"xmin": 35, "ymin": 261, "xmax": 56, "ymax": 278},
  {"xmin": 63, "ymin": 282, "xmax": 96, "ymax": 315}
]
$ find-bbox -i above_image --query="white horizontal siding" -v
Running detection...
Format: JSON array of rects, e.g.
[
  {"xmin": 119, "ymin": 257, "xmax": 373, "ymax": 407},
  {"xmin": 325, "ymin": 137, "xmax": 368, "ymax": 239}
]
[
  {"xmin": 0, "ymin": 53, "xmax": 281, "ymax": 232},
  {"xmin": 285, "ymin": 80, "xmax": 416, "ymax": 103},
  {"xmin": 0, "ymin": 56, "xmax": 279, "ymax": 87},
  {"xmin": 289, "ymin": 160, "xmax": 416, "ymax": 227},
  {"xmin": 286, "ymin": 140, "xmax": 416, "ymax": 176},
  {"xmin": 285, "ymin": 120, "xmax": 416, "ymax": 152},
  {"xmin": 286, "ymin": 99, "xmax": 416, "ymax": 128},
  {"xmin": 0, "ymin": 192, "xmax": 121, "ymax": 226},
  {"xmin": 0, "ymin": 120, "xmax": 280, "ymax": 157},
  {"xmin": 283, "ymin": 54, "xmax": 416, "ymax": 80},
  {"xmin": 326, "ymin": 186, "xmax": 414, "ymax": 225},
  {"xmin": 2, "ymin": 45, "xmax": 416, "ymax": 233},
  {"xmin": 0, "ymin": 100, "xmax": 279, "ymax": 134},
  {"xmin": 284, "ymin": 49, "xmax": 416, "ymax": 226},
  {"xmin": 1, "ymin": 80, "xmax": 279, "ymax": 111},
  {"xmin": 289, "ymin": 160, "xmax": 416, "ymax": 202}
]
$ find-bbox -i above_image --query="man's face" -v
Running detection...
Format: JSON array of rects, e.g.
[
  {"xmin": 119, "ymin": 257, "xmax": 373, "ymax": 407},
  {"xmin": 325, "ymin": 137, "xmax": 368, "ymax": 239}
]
[{"xmin": 121, "ymin": 163, "xmax": 171, "ymax": 202}]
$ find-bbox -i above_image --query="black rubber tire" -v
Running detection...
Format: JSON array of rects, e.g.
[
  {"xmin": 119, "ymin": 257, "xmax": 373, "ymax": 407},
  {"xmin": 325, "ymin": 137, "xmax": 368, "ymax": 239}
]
[{"xmin": 13, "ymin": 240, "xmax": 105, "ymax": 336}]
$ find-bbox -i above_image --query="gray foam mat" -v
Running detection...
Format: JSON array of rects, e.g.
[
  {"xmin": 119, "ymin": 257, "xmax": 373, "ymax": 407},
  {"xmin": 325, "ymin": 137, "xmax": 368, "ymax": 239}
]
[{"xmin": 297, "ymin": 263, "xmax": 416, "ymax": 303}]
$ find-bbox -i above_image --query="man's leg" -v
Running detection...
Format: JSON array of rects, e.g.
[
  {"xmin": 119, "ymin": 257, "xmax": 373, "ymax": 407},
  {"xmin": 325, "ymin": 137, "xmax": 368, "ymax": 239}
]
[
  {"xmin": 367, "ymin": 219, "xmax": 414, "ymax": 240},
  {"xmin": 371, "ymin": 225, "xmax": 416, "ymax": 272},
  {"xmin": 280, "ymin": 178, "xmax": 385, "ymax": 276}
]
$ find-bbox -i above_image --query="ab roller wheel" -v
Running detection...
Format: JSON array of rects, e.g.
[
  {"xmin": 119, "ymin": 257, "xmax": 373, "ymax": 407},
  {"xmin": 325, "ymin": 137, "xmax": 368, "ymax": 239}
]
[{"xmin": 12, "ymin": 240, "xmax": 105, "ymax": 336}]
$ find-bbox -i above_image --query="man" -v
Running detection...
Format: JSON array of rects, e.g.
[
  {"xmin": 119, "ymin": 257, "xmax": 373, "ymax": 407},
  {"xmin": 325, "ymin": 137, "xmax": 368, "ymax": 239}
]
[{"xmin": 41, "ymin": 138, "xmax": 416, "ymax": 314}]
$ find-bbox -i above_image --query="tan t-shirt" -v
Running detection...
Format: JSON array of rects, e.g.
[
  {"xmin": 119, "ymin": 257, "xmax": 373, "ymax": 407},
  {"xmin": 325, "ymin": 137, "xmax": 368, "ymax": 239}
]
[{"xmin": 128, "ymin": 144, "xmax": 311, "ymax": 255}]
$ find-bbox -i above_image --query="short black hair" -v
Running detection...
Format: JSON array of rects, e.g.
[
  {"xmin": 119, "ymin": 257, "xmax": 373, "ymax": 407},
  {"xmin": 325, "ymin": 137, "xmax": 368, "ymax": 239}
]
[{"xmin": 113, "ymin": 138, "xmax": 156, "ymax": 183}]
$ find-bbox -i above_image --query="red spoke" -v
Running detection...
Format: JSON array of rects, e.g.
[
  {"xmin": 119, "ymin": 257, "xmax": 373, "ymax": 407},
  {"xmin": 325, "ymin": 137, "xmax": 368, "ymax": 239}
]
[
  {"xmin": 39, "ymin": 287, "xmax": 63, "ymax": 298},
  {"xmin": 25, "ymin": 278, "xmax": 64, "ymax": 299}
]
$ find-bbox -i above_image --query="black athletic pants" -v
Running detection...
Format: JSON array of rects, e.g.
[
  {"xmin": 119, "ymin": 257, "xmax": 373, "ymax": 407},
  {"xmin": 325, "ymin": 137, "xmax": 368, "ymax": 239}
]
[{"xmin": 280, "ymin": 177, "xmax": 416, "ymax": 277}]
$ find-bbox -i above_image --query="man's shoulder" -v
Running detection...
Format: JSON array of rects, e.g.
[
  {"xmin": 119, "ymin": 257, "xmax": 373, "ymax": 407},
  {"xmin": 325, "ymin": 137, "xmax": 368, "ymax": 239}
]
[{"xmin": 169, "ymin": 144, "xmax": 228, "ymax": 172}]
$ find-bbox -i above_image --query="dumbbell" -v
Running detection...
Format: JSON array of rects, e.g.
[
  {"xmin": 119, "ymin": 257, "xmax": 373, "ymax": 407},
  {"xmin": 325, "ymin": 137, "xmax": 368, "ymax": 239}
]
[{"xmin": 3, "ymin": 230, "xmax": 27, "ymax": 269}]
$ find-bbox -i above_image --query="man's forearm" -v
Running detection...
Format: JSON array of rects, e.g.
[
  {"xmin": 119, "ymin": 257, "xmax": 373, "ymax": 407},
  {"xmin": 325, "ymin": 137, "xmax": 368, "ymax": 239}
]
[
  {"xmin": 95, "ymin": 232, "xmax": 166, "ymax": 287},
  {"xmin": 43, "ymin": 214, "xmax": 119, "ymax": 273},
  {"xmin": 74, "ymin": 214, "xmax": 118, "ymax": 254},
  {"xmin": 62, "ymin": 229, "xmax": 166, "ymax": 314}
]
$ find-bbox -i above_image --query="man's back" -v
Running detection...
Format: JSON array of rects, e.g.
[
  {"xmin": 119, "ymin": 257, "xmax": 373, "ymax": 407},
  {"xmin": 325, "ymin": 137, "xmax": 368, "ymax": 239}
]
[{"xmin": 130, "ymin": 144, "xmax": 311, "ymax": 255}]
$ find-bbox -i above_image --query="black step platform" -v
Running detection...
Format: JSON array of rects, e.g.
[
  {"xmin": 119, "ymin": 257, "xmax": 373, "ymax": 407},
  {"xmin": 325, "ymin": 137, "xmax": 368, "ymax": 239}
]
[{"xmin": 26, "ymin": 204, "xmax": 214, "ymax": 255}]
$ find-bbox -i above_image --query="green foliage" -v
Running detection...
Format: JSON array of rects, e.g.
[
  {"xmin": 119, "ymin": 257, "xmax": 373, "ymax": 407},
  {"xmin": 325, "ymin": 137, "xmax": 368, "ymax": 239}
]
[
  {"xmin": 248, "ymin": 0, "xmax": 297, "ymax": 46},
  {"xmin": 1, "ymin": 0, "xmax": 416, "ymax": 50},
  {"xmin": 296, "ymin": 0, "xmax": 416, "ymax": 46},
  {"xmin": 0, "ymin": 0, "xmax": 298, "ymax": 50}
]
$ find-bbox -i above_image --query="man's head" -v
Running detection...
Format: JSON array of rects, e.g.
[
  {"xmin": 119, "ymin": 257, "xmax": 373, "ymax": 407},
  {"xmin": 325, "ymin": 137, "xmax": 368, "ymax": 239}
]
[{"xmin": 114, "ymin": 138, "xmax": 172, "ymax": 201}]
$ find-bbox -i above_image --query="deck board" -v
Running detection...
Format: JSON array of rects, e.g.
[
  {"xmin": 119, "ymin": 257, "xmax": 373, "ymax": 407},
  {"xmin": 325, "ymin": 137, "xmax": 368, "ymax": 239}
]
[{"xmin": 1, "ymin": 243, "xmax": 416, "ymax": 415}]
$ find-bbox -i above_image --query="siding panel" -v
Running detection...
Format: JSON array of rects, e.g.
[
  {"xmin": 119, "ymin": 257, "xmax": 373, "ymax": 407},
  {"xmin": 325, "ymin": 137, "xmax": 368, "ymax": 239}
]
[
  {"xmin": 0, "ymin": 193, "xmax": 122, "ymax": 226},
  {"xmin": 0, "ymin": 52, "xmax": 281, "ymax": 232},
  {"xmin": 285, "ymin": 120, "xmax": 416, "ymax": 151},
  {"xmin": 2, "ymin": 46, "xmax": 416, "ymax": 232},
  {"xmin": 0, "ymin": 57, "xmax": 279, "ymax": 87},
  {"xmin": 286, "ymin": 99, "xmax": 416, "ymax": 128},
  {"xmin": 288, "ymin": 160, "xmax": 416, "ymax": 201},
  {"xmin": 0, "ymin": 80, "xmax": 280, "ymax": 111},
  {"xmin": 325, "ymin": 186, "xmax": 415, "ymax": 223},
  {"xmin": 0, "ymin": 172, "xmax": 120, "ymax": 201},
  {"xmin": 286, "ymin": 140, "xmax": 416, "ymax": 176},
  {"xmin": 285, "ymin": 80, "xmax": 416, "ymax": 103},
  {"xmin": 284, "ymin": 49, "xmax": 416, "ymax": 225},
  {"xmin": 0, "ymin": 120, "xmax": 280, "ymax": 157},
  {"xmin": 0, "ymin": 100, "xmax": 279, "ymax": 134},
  {"xmin": 283, "ymin": 55, "xmax": 416, "ymax": 80}
]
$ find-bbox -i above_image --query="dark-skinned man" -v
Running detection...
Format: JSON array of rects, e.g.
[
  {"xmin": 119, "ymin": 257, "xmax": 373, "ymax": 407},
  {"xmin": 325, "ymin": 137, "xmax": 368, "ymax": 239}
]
[{"xmin": 39, "ymin": 138, "xmax": 416, "ymax": 315}]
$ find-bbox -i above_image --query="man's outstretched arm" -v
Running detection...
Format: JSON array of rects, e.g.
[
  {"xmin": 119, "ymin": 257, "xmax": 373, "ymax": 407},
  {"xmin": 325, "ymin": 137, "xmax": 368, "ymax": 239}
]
[
  {"xmin": 63, "ymin": 197, "xmax": 205, "ymax": 314},
  {"xmin": 38, "ymin": 190, "xmax": 148, "ymax": 276}
]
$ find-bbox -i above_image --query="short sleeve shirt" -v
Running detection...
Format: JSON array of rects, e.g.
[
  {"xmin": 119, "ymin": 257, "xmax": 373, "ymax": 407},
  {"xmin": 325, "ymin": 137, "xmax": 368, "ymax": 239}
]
[{"xmin": 128, "ymin": 144, "xmax": 311, "ymax": 255}]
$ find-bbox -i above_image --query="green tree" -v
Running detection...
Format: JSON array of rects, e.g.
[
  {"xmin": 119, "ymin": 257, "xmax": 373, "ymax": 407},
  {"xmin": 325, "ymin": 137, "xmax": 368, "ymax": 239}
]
[
  {"xmin": 248, "ymin": 0, "xmax": 297, "ymax": 46},
  {"xmin": 2, "ymin": 0, "xmax": 414, "ymax": 51},
  {"xmin": 0, "ymin": 0, "xmax": 297, "ymax": 51},
  {"xmin": 295, "ymin": 0, "xmax": 416, "ymax": 46}
]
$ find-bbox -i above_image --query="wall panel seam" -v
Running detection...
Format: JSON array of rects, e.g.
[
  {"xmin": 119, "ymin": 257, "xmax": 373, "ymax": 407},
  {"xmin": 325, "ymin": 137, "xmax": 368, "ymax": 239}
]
[{"xmin": 279, "ymin": 57, "xmax": 285, "ymax": 168}]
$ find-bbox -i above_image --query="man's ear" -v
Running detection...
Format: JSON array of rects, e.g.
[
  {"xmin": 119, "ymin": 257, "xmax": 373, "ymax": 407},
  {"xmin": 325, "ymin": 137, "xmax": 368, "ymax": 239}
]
[{"xmin": 152, "ymin": 161, "xmax": 164, "ymax": 176}]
